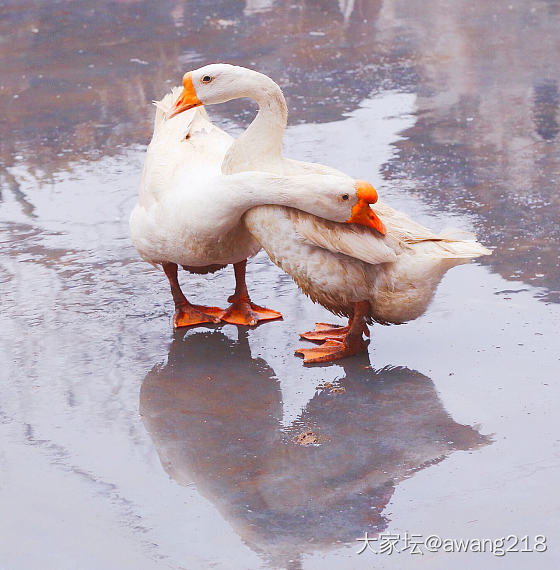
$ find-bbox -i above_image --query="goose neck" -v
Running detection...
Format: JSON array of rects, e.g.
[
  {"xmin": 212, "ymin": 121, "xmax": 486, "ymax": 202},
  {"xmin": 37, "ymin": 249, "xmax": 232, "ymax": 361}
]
[{"xmin": 222, "ymin": 75, "xmax": 288, "ymax": 174}]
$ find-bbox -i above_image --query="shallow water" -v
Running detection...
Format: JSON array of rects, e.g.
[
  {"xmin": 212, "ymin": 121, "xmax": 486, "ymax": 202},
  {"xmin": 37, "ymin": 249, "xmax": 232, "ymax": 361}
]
[{"xmin": 1, "ymin": 1, "xmax": 559, "ymax": 569}]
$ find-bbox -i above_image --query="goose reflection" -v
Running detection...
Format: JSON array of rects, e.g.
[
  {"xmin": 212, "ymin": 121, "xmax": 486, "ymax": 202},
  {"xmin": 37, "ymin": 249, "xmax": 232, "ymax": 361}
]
[{"xmin": 140, "ymin": 330, "xmax": 489, "ymax": 566}]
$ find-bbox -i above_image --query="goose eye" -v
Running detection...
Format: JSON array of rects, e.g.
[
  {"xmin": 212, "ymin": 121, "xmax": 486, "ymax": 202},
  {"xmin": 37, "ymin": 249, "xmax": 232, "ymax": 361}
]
[
  {"xmin": 342, "ymin": 194, "xmax": 349, "ymax": 201},
  {"xmin": 201, "ymin": 75, "xmax": 212, "ymax": 83}
]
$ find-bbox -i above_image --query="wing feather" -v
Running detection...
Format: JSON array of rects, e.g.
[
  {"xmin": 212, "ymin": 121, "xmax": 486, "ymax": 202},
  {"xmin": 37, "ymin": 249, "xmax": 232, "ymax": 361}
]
[
  {"xmin": 375, "ymin": 202, "xmax": 492, "ymax": 258},
  {"xmin": 289, "ymin": 210, "xmax": 398, "ymax": 265}
]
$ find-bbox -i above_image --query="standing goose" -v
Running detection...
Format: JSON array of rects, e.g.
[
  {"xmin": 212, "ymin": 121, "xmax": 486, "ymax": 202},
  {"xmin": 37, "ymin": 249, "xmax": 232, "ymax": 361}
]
[
  {"xmin": 168, "ymin": 64, "xmax": 491, "ymax": 363},
  {"xmin": 130, "ymin": 95, "xmax": 382, "ymax": 329},
  {"xmin": 132, "ymin": 93, "xmax": 282, "ymax": 327}
]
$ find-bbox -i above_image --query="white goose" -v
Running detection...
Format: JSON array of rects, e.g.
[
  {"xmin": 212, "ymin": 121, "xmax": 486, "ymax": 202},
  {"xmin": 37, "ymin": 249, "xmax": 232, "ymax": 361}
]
[
  {"xmin": 168, "ymin": 64, "xmax": 492, "ymax": 363},
  {"xmin": 130, "ymin": 97, "xmax": 381, "ymax": 328}
]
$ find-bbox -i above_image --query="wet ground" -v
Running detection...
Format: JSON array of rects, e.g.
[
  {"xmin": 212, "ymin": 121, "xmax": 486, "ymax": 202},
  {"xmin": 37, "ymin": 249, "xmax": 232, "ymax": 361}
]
[{"xmin": 1, "ymin": 1, "xmax": 559, "ymax": 568}]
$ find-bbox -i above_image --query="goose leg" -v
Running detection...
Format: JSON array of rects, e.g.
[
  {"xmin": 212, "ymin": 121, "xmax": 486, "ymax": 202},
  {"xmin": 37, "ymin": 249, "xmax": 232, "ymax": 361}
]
[
  {"xmin": 162, "ymin": 262, "xmax": 223, "ymax": 328},
  {"xmin": 295, "ymin": 301, "xmax": 370, "ymax": 363},
  {"xmin": 220, "ymin": 260, "xmax": 282, "ymax": 326}
]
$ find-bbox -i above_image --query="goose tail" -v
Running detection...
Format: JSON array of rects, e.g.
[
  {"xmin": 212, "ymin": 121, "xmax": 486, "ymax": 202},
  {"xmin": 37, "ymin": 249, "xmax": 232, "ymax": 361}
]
[{"xmin": 435, "ymin": 227, "xmax": 492, "ymax": 259}]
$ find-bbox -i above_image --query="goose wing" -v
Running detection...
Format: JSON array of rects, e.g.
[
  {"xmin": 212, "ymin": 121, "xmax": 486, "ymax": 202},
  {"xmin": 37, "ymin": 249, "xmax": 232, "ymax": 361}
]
[{"xmin": 289, "ymin": 210, "xmax": 398, "ymax": 265}]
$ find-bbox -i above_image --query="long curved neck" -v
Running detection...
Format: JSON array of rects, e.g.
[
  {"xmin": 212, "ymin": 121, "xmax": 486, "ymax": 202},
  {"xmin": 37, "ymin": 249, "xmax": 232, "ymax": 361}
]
[
  {"xmin": 210, "ymin": 172, "xmax": 349, "ymax": 235},
  {"xmin": 222, "ymin": 73, "xmax": 288, "ymax": 174}
]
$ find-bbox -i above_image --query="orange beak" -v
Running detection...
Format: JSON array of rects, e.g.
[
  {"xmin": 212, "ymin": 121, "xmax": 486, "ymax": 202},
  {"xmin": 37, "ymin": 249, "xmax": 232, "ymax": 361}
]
[
  {"xmin": 168, "ymin": 72, "xmax": 202, "ymax": 119},
  {"xmin": 346, "ymin": 180, "xmax": 386, "ymax": 235}
]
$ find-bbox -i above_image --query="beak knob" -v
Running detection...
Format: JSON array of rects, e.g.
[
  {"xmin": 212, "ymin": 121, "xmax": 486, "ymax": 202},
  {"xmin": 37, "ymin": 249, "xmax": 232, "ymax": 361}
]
[{"xmin": 355, "ymin": 180, "xmax": 379, "ymax": 204}]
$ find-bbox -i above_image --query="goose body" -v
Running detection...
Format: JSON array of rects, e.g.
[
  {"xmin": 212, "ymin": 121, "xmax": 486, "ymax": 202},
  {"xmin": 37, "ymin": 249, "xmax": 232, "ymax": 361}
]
[
  {"xmin": 130, "ymin": 88, "xmax": 380, "ymax": 328},
  {"xmin": 130, "ymin": 90, "xmax": 258, "ymax": 270},
  {"xmin": 169, "ymin": 64, "xmax": 491, "ymax": 360},
  {"xmin": 245, "ymin": 205, "xmax": 486, "ymax": 324}
]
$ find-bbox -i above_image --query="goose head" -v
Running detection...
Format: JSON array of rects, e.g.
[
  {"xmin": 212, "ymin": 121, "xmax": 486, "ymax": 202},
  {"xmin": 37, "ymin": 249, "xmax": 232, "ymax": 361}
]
[
  {"xmin": 254, "ymin": 176, "xmax": 385, "ymax": 235},
  {"xmin": 346, "ymin": 180, "xmax": 386, "ymax": 234},
  {"xmin": 169, "ymin": 64, "xmax": 281, "ymax": 117}
]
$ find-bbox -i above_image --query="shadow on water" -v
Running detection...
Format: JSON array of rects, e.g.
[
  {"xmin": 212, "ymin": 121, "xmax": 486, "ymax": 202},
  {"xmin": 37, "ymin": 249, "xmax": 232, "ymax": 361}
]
[{"xmin": 140, "ymin": 329, "xmax": 490, "ymax": 568}]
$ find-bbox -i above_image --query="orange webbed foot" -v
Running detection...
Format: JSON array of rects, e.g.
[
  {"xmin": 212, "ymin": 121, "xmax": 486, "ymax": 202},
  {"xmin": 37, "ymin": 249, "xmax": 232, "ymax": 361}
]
[
  {"xmin": 220, "ymin": 296, "xmax": 282, "ymax": 326},
  {"xmin": 299, "ymin": 321, "xmax": 370, "ymax": 342},
  {"xmin": 295, "ymin": 336, "xmax": 368, "ymax": 364},
  {"xmin": 173, "ymin": 303, "xmax": 224, "ymax": 328},
  {"xmin": 299, "ymin": 322, "xmax": 350, "ymax": 342}
]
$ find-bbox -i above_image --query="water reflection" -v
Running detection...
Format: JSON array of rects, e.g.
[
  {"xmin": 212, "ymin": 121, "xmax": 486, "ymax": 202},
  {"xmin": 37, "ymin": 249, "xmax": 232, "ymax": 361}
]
[
  {"xmin": 533, "ymin": 80, "xmax": 560, "ymax": 142},
  {"xmin": 0, "ymin": 0, "xmax": 387, "ymax": 178},
  {"xmin": 140, "ymin": 329, "xmax": 489, "ymax": 567},
  {"xmin": 377, "ymin": 0, "xmax": 560, "ymax": 299}
]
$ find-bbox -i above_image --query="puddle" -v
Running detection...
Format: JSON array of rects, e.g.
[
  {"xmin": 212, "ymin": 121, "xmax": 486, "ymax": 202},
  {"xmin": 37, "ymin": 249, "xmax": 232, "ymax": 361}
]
[{"xmin": 1, "ymin": 1, "xmax": 559, "ymax": 569}]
